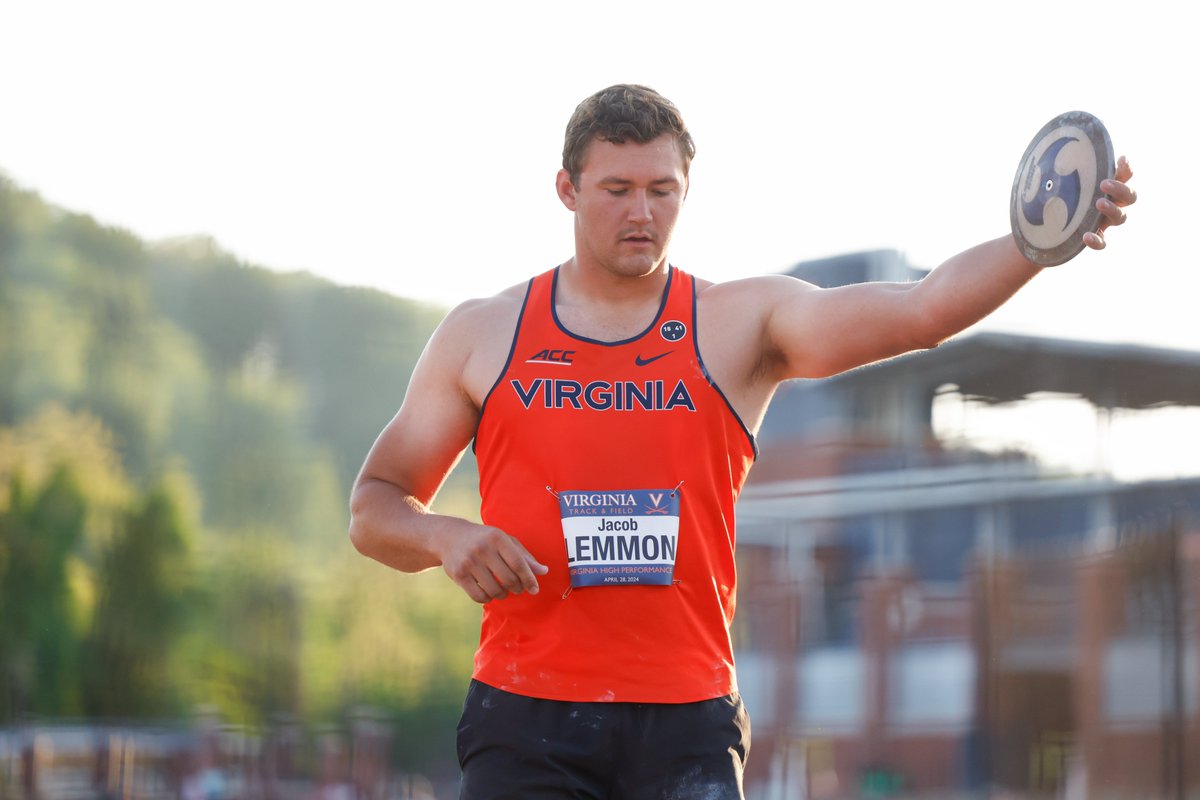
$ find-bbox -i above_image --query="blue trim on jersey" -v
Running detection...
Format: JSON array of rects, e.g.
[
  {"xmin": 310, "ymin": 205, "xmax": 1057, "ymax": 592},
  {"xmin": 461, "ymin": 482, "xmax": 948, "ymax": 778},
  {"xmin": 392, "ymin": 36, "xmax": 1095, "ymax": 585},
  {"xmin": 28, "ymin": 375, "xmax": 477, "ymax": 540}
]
[
  {"xmin": 473, "ymin": 277, "xmax": 535, "ymax": 454},
  {"xmin": 691, "ymin": 278, "xmax": 759, "ymax": 460},
  {"xmin": 549, "ymin": 265, "xmax": 675, "ymax": 346}
]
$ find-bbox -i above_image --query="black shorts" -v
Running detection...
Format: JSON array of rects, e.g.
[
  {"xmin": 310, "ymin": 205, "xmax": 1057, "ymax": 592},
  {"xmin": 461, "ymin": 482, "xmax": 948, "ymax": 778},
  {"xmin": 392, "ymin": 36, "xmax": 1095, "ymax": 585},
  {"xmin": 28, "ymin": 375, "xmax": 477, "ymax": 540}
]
[{"xmin": 456, "ymin": 680, "xmax": 751, "ymax": 800}]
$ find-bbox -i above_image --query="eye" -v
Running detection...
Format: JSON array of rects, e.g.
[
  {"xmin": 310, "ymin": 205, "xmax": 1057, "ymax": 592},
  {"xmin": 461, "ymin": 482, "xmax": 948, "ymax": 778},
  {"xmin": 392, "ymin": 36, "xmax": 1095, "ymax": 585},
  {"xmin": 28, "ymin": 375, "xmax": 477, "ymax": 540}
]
[{"xmin": 606, "ymin": 189, "xmax": 628, "ymax": 196}]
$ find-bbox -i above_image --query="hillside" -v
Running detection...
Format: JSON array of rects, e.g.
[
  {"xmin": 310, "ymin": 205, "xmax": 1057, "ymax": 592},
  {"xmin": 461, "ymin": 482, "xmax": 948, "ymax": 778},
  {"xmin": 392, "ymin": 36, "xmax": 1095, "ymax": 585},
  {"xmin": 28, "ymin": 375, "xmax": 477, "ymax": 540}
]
[{"xmin": 0, "ymin": 173, "xmax": 480, "ymax": 770}]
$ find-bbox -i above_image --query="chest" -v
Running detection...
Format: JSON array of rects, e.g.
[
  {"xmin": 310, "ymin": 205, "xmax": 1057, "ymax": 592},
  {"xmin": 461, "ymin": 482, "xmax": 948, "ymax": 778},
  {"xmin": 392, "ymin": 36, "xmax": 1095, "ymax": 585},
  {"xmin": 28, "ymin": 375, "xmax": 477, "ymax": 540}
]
[{"xmin": 464, "ymin": 277, "xmax": 772, "ymax": 434}]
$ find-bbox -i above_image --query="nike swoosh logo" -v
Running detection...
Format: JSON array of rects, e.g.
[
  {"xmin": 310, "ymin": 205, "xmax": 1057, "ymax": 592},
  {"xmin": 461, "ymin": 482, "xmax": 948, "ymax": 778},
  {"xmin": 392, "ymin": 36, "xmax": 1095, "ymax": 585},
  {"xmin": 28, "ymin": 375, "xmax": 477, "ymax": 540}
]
[{"xmin": 635, "ymin": 352, "xmax": 671, "ymax": 367}]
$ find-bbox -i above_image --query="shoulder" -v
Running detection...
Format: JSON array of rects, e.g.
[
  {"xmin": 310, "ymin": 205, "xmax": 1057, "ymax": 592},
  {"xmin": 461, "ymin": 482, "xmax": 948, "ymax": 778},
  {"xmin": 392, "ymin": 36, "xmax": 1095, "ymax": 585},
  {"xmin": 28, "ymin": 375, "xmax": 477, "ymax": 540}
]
[
  {"xmin": 444, "ymin": 279, "xmax": 530, "ymax": 327},
  {"xmin": 694, "ymin": 273, "xmax": 820, "ymax": 320},
  {"xmin": 690, "ymin": 272, "xmax": 827, "ymax": 385},
  {"xmin": 425, "ymin": 279, "xmax": 532, "ymax": 405},
  {"xmin": 431, "ymin": 280, "xmax": 530, "ymax": 350}
]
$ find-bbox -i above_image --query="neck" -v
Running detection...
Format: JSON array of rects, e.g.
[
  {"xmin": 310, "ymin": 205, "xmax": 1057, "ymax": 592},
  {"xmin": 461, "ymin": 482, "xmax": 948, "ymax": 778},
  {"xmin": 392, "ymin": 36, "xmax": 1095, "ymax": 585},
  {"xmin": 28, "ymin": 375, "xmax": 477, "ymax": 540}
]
[
  {"xmin": 554, "ymin": 258, "xmax": 672, "ymax": 342},
  {"xmin": 560, "ymin": 255, "xmax": 670, "ymax": 304}
]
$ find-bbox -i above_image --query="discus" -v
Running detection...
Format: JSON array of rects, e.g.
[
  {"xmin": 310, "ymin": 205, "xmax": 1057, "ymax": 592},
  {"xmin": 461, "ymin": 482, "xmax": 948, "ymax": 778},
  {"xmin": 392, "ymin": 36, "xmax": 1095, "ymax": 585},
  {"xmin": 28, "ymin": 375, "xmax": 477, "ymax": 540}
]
[{"xmin": 1009, "ymin": 111, "xmax": 1114, "ymax": 267}]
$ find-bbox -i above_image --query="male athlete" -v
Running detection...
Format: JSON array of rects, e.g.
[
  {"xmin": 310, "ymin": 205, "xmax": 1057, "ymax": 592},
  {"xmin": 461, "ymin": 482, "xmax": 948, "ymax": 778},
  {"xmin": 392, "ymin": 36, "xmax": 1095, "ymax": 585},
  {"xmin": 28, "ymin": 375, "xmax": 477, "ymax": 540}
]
[{"xmin": 349, "ymin": 84, "xmax": 1136, "ymax": 799}]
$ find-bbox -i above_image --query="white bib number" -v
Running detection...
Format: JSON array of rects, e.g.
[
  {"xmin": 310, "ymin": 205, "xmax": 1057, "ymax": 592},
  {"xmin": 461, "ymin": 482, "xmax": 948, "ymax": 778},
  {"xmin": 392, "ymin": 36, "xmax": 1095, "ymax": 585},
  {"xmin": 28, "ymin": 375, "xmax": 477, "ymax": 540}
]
[{"xmin": 558, "ymin": 489, "xmax": 680, "ymax": 588}]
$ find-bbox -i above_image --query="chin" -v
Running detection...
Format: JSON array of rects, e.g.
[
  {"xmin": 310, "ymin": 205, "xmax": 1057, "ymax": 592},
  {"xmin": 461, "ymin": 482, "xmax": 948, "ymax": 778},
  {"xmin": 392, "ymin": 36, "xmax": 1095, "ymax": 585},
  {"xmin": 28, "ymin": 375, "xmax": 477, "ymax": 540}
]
[{"xmin": 610, "ymin": 255, "xmax": 665, "ymax": 278}]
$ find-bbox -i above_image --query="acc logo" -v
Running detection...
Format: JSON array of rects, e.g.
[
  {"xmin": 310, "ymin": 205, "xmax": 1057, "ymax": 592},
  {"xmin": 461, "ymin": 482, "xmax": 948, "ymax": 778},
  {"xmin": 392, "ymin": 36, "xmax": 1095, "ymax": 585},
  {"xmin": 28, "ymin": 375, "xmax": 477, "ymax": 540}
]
[
  {"xmin": 660, "ymin": 321, "xmax": 686, "ymax": 342},
  {"xmin": 526, "ymin": 349, "xmax": 575, "ymax": 365}
]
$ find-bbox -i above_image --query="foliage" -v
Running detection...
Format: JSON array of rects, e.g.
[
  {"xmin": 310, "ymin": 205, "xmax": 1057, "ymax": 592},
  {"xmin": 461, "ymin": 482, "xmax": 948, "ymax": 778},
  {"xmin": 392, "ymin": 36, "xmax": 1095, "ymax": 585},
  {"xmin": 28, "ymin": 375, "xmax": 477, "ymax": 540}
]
[
  {"xmin": 83, "ymin": 483, "xmax": 195, "ymax": 718},
  {"xmin": 305, "ymin": 553, "xmax": 480, "ymax": 768},
  {"xmin": 0, "ymin": 467, "xmax": 87, "ymax": 718},
  {"xmin": 0, "ymin": 172, "xmax": 480, "ymax": 772}
]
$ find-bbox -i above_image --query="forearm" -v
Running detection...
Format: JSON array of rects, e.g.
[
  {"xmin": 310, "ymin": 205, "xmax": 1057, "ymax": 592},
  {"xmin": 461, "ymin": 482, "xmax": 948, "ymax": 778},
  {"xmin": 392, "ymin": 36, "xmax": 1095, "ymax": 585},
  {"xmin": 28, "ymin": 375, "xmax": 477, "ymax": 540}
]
[
  {"xmin": 348, "ymin": 474, "xmax": 549, "ymax": 603},
  {"xmin": 347, "ymin": 477, "xmax": 466, "ymax": 573},
  {"xmin": 913, "ymin": 234, "xmax": 1041, "ymax": 344}
]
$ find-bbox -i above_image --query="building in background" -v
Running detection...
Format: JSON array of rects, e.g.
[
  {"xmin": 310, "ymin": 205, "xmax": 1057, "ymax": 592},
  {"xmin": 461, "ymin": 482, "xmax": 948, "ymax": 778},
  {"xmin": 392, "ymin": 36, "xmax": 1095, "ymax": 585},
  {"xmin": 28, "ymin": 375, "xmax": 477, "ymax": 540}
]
[{"xmin": 734, "ymin": 251, "xmax": 1200, "ymax": 799}]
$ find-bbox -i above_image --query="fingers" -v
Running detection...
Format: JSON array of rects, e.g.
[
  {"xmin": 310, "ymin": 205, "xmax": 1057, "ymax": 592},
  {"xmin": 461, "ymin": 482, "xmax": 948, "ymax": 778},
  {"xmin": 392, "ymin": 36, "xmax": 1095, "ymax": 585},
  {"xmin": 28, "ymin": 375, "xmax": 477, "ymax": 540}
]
[
  {"xmin": 1100, "ymin": 156, "xmax": 1136, "ymax": 204},
  {"xmin": 1085, "ymin": 155, "xmax": 1136, "ymax": 252},
  {"xmin": 497, "ymin": 543, "xmax": 548, "ymax": 598},
  {"xmin": 1097, "ymin": 195, "xmax": 1128, "ymax": 227},
  {"xmin": 443, "ymin": 527, "xmax": 548, "ymax": 605},
  {"xmin": 1113, "ymin": 154, "xmax": 1134, "ymax": 184}
]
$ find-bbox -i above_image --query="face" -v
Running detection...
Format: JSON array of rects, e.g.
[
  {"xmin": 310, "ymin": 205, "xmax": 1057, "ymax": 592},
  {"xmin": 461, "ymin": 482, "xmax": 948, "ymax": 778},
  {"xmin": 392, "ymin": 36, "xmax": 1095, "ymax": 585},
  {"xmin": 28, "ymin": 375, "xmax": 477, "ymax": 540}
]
[{"xmin": 556, "ymin": 135, "xmax": 688, "ymax": 280}]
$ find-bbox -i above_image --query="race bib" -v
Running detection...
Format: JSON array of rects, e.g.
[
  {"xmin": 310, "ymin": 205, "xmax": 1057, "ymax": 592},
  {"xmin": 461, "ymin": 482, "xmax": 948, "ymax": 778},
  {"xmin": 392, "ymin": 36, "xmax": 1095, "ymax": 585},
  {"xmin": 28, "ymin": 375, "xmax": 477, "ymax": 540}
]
[{"xmin": 557, "ymin": 489, "xmax": 680, "ymax": 588}]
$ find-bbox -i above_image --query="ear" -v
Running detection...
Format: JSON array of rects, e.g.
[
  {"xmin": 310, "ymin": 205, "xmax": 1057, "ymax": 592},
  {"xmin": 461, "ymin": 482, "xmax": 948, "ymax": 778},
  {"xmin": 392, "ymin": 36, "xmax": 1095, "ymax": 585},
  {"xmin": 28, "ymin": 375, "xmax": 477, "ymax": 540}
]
[{"xmin": 556, "ymin": 169, "xmax": 578, "ymax": 211}]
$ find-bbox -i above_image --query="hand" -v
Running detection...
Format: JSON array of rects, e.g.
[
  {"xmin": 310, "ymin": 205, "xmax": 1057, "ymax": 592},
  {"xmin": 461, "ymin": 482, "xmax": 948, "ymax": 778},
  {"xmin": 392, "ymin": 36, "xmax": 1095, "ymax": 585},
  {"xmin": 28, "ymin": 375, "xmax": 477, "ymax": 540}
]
[
  {"xmin": 439, "ymin": 522, "xmax": 549, "ymax": 604},
  {"xmin": 1083, "ymin": 155, "xmax": 1136, "ymax": 250}
]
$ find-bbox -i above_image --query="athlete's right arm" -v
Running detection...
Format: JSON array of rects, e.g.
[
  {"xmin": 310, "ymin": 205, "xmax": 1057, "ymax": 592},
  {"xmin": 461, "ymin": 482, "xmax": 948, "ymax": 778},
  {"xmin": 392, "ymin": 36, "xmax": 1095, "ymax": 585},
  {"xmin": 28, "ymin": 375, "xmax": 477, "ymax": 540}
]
[{"xmin": 347, "ymin": 298, "xmax": 548, "ymax": 604}]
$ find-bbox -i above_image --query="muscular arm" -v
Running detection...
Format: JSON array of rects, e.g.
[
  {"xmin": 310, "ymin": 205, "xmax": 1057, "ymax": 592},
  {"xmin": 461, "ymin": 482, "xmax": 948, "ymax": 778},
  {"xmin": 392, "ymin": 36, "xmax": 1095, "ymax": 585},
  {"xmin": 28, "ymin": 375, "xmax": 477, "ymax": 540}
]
[
  {"xmin": 763, "ymin": 159, "xmax": 1136, "ymax": 381},
  {"xmin": 347, "ymin": 298, "xmax": 547, "ymax": 603},
  {"xmin": 764, "ymin": 234, "xmax": 1039, "ymax": 380}
]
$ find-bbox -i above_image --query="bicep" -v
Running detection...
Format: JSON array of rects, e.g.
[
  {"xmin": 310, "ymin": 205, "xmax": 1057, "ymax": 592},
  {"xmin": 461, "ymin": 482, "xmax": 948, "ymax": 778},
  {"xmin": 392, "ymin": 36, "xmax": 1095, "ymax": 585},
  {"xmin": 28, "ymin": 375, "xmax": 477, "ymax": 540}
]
[
  {"xmin": 354, "ymin": 336, "xmax": 481, "ymax": 507},
  {"xmin": 765, "ymin": 277, "xmax": 935, "ymax": 380}
]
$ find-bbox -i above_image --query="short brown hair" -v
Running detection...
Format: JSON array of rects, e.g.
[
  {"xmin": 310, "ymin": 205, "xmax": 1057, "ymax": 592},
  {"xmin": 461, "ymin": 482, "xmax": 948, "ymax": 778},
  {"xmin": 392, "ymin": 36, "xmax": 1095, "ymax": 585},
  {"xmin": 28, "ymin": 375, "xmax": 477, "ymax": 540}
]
[{"xmin": 562, "ymin": 84, "xmax": 695, "ymax": 186}]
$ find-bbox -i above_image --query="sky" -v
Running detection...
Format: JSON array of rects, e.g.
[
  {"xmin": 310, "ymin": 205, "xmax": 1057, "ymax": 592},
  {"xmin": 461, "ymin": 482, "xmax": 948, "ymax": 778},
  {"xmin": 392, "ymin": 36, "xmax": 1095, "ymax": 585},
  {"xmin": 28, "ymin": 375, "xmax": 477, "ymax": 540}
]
[
  {"xmin": 1, "ymin": 0, "xmax": 1194, "ymax": 346},
  {"xmin": 1, "ymin": 0, "xmax": 1196, "ymax": 477}
]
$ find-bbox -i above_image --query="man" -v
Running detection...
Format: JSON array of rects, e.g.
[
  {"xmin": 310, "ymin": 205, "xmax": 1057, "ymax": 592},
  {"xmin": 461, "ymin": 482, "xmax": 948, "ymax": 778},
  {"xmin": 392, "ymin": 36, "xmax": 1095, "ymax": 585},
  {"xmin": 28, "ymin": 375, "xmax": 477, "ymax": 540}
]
[{"xmin": 349, "ymin": 84, "xmax": 1135, "ymax": 799}]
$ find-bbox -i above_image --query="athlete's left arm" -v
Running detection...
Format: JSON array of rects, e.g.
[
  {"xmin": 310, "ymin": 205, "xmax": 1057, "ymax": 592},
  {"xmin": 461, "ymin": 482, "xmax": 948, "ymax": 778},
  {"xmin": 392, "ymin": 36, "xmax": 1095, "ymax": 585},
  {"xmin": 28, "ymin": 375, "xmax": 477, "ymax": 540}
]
[{"xmin": 760, "ymin": 158, "xmax": 1136, "ymax": 382}]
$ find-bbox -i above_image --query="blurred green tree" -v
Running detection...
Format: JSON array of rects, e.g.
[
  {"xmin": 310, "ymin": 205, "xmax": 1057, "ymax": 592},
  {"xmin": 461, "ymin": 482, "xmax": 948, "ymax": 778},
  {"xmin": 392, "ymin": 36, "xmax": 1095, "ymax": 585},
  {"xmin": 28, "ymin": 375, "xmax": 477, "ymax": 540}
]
[
  {"xmin": 83, "ymin": 482, "xmax": 196, "ymax": 718},
  {"xmin": 0, "ymin": 467, "xmax": 88, "ymax": 718},
  {"xmin": 0, "ymin": 172, "xmax": 491, "ymax": 766},
  {"xmin": 189, "ymin": 537, "xmax": 303, "ymax": 727}
]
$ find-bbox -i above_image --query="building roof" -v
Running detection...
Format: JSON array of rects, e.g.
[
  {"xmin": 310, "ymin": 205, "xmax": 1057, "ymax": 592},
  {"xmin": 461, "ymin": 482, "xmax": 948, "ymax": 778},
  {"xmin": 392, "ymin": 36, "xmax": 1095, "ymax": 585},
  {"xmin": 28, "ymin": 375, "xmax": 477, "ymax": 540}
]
[
  {"xmin": 739, "ymin": 459, "xmax": 1197, "ymax": 523},
  {"xmin": 829, "ymin": 331, "xmax": 1200, "ymax": 411},
  {"xmin": 785, "ymin": 248, "xmax": 928, "ymax": 287}
]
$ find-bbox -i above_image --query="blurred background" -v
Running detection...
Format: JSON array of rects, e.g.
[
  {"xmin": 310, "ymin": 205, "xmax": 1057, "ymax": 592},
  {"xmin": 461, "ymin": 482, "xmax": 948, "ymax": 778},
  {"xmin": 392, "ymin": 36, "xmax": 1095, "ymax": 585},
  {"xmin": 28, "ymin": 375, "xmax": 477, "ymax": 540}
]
[
  {"xmin": 1, "ymin": 1, "xmax": 1196, "ymax": 798},
  {"xmin": 0, "ymin": 181, "xmax": 476, "ymax": 796}
]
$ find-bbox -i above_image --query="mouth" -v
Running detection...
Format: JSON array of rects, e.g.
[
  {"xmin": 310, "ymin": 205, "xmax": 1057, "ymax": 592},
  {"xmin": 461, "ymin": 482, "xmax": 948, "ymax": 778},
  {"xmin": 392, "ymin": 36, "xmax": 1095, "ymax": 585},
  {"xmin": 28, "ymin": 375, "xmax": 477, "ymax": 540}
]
[{"xmin": 621, "ymin": 233, "xmax": 655, "ymax": 246}]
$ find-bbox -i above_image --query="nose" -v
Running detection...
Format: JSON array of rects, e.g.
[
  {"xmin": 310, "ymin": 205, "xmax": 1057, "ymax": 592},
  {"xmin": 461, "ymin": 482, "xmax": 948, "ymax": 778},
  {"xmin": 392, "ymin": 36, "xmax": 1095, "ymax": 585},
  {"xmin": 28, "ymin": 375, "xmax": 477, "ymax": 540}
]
[{"xmin": 627, "ymin": 190, "xmax": 652, "ymax": 224}]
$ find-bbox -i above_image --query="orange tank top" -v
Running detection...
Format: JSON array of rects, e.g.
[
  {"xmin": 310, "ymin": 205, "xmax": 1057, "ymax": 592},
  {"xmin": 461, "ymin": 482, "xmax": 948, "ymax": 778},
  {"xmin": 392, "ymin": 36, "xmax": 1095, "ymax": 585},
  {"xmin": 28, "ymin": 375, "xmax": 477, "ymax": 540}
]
[{"xmin": 472, "ymin": 265, "xmax": 756, "ymax": 703}]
